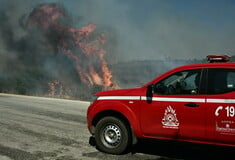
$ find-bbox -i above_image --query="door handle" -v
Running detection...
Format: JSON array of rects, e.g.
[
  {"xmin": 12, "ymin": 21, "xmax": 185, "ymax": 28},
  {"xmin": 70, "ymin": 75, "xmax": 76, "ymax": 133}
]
[{"xmin": 184, "ymin": 103, "xmax": 199, "ymax": 107}]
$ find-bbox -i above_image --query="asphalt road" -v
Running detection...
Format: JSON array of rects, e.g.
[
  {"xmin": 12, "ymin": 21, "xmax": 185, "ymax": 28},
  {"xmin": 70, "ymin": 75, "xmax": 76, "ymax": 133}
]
[{"xmin": 0, "ymin": 93, "xmax": 233, "ymax": 160}]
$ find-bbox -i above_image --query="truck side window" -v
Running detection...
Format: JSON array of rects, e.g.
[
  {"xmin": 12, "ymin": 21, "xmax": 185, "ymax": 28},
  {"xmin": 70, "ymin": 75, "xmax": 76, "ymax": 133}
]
[
  {"xmin": 155, "ymin": 69, "xmax": 202, "ymax": 95},
  {"xmin": 207, "ymin": 69, "xmax": 235, "ymax": 94}
]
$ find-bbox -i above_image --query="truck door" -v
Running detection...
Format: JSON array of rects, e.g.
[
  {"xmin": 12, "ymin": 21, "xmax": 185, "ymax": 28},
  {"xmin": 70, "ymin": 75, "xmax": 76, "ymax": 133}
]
[
  {"xmin": 141, "ymin": 69, "xmax": 207, "ymax": 140},
  {"xmin": 206, "ymin": 68, "xmax": 235, "ymax": 144}
]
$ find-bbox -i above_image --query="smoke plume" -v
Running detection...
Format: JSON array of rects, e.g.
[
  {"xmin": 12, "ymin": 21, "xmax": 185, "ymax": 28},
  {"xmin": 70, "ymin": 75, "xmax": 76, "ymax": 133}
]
[
  {"xmin": 0, "ymin": 0, "xmax": 235, "ymax": 98},
  {"xmin": 0, "ymin": 1, "xmax": 117, "ymax": 99},
  {"xmin": 27, "ymin": 3, "xmax": 116, "ymax": 88}
]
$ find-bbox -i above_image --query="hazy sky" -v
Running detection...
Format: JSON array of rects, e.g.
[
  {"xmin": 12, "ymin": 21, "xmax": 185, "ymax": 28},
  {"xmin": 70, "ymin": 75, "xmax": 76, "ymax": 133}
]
[
  {"xmin": 65, "ymin": 0, "xmax": 235, "ymax": 61},
  {"xmin": 1, "ymin": 0, "xmax": 235, "ymax": 62}
]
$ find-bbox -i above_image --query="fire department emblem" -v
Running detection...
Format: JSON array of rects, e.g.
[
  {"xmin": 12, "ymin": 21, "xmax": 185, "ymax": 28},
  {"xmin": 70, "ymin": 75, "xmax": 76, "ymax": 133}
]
[{"xmin": 162, "ymin": 106, "xmax": 179, "ymax": 129}]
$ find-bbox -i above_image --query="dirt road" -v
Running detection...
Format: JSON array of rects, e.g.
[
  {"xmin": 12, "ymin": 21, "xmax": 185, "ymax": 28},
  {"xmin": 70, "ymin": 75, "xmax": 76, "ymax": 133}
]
[
  {"xmin": 0, "ymin": 94, "xmax": 160, "ymax": 160},
  {"xmin": 0, "ymin": 93, "xmax": 232, "ymax": 160}
]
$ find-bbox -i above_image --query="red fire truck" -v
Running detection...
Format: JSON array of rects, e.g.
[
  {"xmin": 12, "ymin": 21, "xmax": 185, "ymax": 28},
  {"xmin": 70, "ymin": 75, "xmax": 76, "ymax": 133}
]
[{"xmin": 87, "ymin": 55, "xmax": 235, "ymax": 154}]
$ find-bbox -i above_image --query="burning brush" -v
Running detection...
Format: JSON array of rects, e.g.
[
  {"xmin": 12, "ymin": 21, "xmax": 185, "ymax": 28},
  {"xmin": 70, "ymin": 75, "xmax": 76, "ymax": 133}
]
[{"xmin": 27, "ymin": 3, "xmax": 117, "ymax": 91}]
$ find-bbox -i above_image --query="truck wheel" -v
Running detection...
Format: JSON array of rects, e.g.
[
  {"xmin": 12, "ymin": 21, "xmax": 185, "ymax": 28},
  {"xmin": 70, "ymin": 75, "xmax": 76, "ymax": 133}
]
[{"xmin": 95, "ymin": 116, "xmax": 131, "ymax": 154}]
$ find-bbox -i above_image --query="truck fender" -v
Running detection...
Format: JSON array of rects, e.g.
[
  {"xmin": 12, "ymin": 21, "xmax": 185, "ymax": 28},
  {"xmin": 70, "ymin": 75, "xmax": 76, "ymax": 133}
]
[{"xmin": 90, "ymin": 100, "xmax": 142, "ymax": 138}]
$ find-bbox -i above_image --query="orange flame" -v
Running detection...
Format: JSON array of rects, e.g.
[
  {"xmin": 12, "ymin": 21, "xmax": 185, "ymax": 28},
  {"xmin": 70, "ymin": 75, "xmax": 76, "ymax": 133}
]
[{"xmin": 28, "ymin": 3, "xmax": 117, "ymax": 89}]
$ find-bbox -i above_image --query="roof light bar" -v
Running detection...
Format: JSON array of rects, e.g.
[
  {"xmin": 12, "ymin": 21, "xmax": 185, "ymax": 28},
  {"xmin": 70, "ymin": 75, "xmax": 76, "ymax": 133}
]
[{"xmin": 207, "ymin": 55, "xmax": 231, "ymax": 63}]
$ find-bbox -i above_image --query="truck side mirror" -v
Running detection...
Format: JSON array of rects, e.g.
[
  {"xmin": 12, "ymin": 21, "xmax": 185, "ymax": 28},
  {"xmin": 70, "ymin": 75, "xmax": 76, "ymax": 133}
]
[
  {"xmin": 147, "ymin": 84, "xmax": 155, "ymax": 94},
  {"xmin": 146, "ymin": 84, "xmax": 154, "ymax": 103}
]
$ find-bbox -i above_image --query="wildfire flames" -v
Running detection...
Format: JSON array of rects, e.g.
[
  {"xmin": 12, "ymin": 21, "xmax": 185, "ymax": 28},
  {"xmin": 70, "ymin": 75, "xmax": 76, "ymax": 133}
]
[{"xmin": 27, "ymin": 3, "xmax": 117, "ymax": 90}]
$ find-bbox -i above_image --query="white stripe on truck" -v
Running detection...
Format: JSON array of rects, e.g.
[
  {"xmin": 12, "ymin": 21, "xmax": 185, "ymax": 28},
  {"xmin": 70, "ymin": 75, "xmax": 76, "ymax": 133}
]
[{"xmin": 97, "ymin": 96, "xmax": 235, "ymax": 103}]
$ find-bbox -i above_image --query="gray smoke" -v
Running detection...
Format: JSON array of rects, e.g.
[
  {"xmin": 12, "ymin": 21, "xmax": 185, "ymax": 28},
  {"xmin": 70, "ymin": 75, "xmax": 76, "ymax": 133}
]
[
  {"xmin": 64, "ymin": 0, "xmax": 235, "ymax": 62},
  {"xmin": 0, "ymin": 0, "xmax": 234, "ymax": 96},
  {"xmin": 1, "ymin": 0, "xmax": 235, "ymax": 62},
  {"xmin": 0, "ymin": 0, "xmax": 81, "ymax": 96}
]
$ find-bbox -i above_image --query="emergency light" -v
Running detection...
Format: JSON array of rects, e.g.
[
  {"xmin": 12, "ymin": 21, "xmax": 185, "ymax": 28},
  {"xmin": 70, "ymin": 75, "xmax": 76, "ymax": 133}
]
[{"xmin": 206, "ymin": 55, "xmax": 230, "ymax": 63}]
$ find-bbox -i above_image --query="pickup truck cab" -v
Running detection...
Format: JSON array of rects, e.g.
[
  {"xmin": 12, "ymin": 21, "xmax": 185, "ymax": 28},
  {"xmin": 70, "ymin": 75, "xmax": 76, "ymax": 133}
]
[{"xmin": 87, "ymin": 55, "xmax": 235, "ymax": 154}]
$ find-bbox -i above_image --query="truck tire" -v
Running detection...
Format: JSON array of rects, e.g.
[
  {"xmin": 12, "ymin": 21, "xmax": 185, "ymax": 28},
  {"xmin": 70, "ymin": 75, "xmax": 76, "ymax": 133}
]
[{"xmin": 94, "ymin": 116, "xmax": 132, "ymax": 154}]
